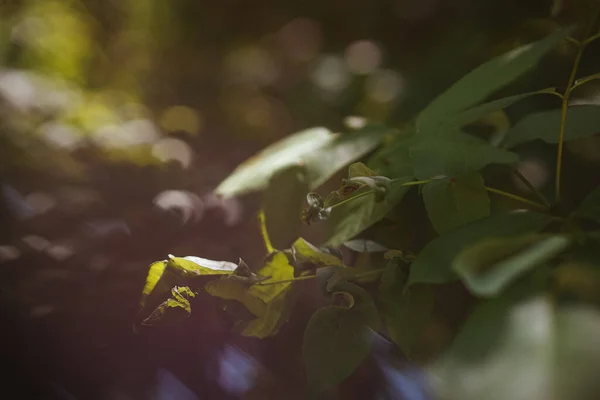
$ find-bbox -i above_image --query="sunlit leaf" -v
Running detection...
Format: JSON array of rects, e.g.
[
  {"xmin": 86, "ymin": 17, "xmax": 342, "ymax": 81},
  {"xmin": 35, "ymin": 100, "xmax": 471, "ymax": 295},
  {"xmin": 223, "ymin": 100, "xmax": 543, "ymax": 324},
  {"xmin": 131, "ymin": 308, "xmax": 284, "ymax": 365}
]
[
  {"xmin": 417, "ymin": 26, "xmax": 573, "ymax": 131},
  {"xmin": 502, "ymin": 105, "xmax": 600, "ymax": 148},
  {"xmin": 291, "ymin": 237, "xmax": 344, "ymax": 268},
  {"xmin": 379, "ymin": 259, "xmax": 434, "ymax": 356},
  {"xmin": 408, "ymin": 211, "xmax": 553, "ymax": 285},
  {"xmin": 422, "ymin": 173, "xmax": 490, "ymax": 234},
  {"xmin": 326, "ymin": 179, "xmax": 412, "ymax": 246},
  {"xmin": 263, "ymin": 165, "xmax": 309, "ymax": 249},
  {"xmin": 454, "ymin": 235, "xmax": 571, "ymax": 297},
  {"xmin": 204, "ymin": 251, "xmax": 296, "ymax": 338},
  {"xmin": 576, "ymin": 185, "xmax": 600, "ymax": 223},
  {"xmin": 215, "ymin": 125, "xmax": 391, "ymax": 198},
  {"xmin": 430, "ymin": 295, "xmax": 600, "ymax": 400}
]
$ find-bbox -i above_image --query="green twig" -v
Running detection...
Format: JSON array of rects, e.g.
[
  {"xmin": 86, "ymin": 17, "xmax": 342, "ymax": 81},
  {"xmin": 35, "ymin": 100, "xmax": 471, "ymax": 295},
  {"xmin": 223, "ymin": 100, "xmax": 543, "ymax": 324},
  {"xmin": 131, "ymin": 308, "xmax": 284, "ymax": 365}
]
[
  {"xmin": 571, "ymin": 72, "xmax": 600, "ymax": 91},
  {"xmin": 584, "ymin": 31, "xmax": 600, "ymax": 45},
  {"xmin": 484, "ymin": 186, "xmax": 547, "ymax": 210},
  {"xmin": 254, "ymin": 274, "xmax": 318, "ymax": 286},
  {"xmin": 556, "ymin": 14, "xmax": 599, "ymax": 203},
  {"xmin": 512, "ymin": 168, "xmax": 551, "ymax": 209},
  {"xmin": 329, "ymin": 179, "xmax": 432, "ymax": 210}
]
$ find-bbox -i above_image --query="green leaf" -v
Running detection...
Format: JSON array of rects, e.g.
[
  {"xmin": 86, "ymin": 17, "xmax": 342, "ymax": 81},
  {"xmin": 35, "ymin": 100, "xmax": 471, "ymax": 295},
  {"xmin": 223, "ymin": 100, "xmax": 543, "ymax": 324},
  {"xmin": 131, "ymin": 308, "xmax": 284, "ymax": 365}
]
[
  {"xmin": 417, "ymin": 27, "xmax": 573, "ymax": 131},
  {"xmin": 303, "ymin": 306, "xmax": 373, "ymax": 395},
  {"xmin": 368, "ymin": 135, "xmax": 414, "ymax": 179},
  {"xmin": 379, "ymin": 261, "xmax": 433, "ymax": 356},
  {"xmin": 447, "ymin": 89, "xmax": 557, "ymax": 128},
  {"xmin": 430, "ymin": 295, "xmax": 600, "ymax": 400},
  {"xmin": 454, "ymin": 235, "xmax": 571, "ymax": 297},
  {"xmin": 215, "ymin": 125, "xmax": 391, "ymax": 198},
  {"xmin": 422, "ymin": 173, "xmax": 490, "ymax": 234},
  {"xmin": 263, "ymin": 165, "xmax": 310, "ymax": 249},
  {"xmin": 204, "ymin": 251, "xmax": 296, "ymax": 338},
  {"xmin": 408, "ymin": 211, "xmax": 553, "ymax": 285},
  {"xmin": 502, "ymin": 105, "xmax": 600, "ymax": 148},
  {"xmin": 326, "ymin": 280, "xmax": 380, "ymax": 329},
  {"xmin": 410, "ymin": 131, "xmax": 518, "ymax": 179},
  {"xmin": 348, "ymin": 162, "xmax": 377, "ymax": 178},
  {"xmin": 291, "ymin": 237, "xmax": 345, "ymax": 268},
  {"xmin": 326, "ymin": 179, "xmax": 412, "ymax": 246},
  {"xmin": 138, "ymin": 255, "xmax": 236, "ymax": 311},
  {"xmin": 577, "ymin": 186, "xmax": 600, "ymax": 223}
]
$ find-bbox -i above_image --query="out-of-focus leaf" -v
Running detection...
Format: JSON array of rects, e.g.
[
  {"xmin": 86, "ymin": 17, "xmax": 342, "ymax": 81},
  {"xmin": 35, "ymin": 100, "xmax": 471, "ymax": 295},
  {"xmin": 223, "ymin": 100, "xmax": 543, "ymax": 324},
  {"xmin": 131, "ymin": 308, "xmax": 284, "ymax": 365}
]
[
  {"xmin": 263, "ymin": 165, "xmax": 309, "ymax": 249},
  {"xmin": 204, "ymin": 251, "xmax": 295, "ymax": 338},
  {"xmin": 348, "ymin": 162, "xmax": 377, "ymax": 178},
  {"xmin": 502, "ymin": 105, "xmax": 600, "ymax": 148},
  {"xmin": 142, "ymin": 286, "xmax": 196, "ymax": 326},
  {"xmin": 291, "ymin": 237, "xmax": 344, "ymax": 268},
  {"xmin": 576, "ymin": 186, "xmax": 600, "ymax": 223},
  {"xmin": 303, "ymin": 306, "xmax": 373, "ymax": 395},
  {"xmin": 430, "ymin": 295, "xmax": 600, "ymax": 400},
  {"xmin": 326, "ymin": 179, "xmax": 412, "ymax": 246},
  {"xmin": 422, "ymin": 173, "xmax": 490, "ymax": 234},
  {"xmin": 379, "ymin": 259, "xmax": 434, "ymax": 356},
  {"xmin": 410, "ymin": 131, "xmax": 518, "ymax": 179},
  {"xmin": 454, "ymin": 235, "xmax": 571, "ymax": 297},
  {"xmin": 303, "ymin": 282, "xmax": 378, "ymax": 395},
  {"xmin": 408, "ymin": 211, "xmax": 553, "ymax": 285},
  {"xmin": 215, "ymin": 125, "xmax": 391, "ymax": 198},
  {"xmin": 417, "ymin": 27, "xmax": 573, "ymax": 131}
]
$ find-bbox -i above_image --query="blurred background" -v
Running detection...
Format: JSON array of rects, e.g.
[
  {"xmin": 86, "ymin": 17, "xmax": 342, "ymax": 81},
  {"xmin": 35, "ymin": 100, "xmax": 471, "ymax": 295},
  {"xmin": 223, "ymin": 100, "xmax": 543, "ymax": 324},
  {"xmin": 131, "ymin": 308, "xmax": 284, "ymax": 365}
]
[{"xmin": 1, "ymin": 0, "xmax": 600, "ymax": 399}]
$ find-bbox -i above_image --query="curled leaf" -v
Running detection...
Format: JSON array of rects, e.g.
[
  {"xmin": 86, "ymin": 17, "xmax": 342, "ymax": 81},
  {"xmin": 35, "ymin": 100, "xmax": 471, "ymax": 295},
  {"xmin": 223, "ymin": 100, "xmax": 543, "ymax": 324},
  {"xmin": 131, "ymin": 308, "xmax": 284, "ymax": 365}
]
[
  {"xmin": 141, "ymin": 286, "xmax": 196, "ymax": 327},
  {"xmin": 301, "ymin": 192, "xmax": 330, "ymax": 225}
]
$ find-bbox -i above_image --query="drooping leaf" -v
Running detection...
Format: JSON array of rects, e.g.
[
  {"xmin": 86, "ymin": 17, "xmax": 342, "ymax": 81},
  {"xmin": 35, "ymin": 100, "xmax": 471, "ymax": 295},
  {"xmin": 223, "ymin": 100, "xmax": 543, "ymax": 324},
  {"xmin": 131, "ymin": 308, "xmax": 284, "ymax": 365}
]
[
  {"xmin": 215, "ymin": 125, "xmax": 391, "ymax": 198},
  {"xmin": 263, "ymin": 165, "xmax": 309, "ymax": 249},
  {"xmin": 502, "ymin": 105, "xmax": 600, "ymax": 148},
  {"xmin": 408, "ymin": 211, "xmax": 553, "ymax": 285},
  {"xmin": 141, "ymin": 286, "xmax": 196, "ymax": 327},
  {"xmin": 576, "ymin": 185, "xmax": 600, "ymax": 223},
  {"xmin": 343, "ymin": 239, "xmax": 388, "ymax": 253},
  {"xmin": 204, "ymin": 251, "xmax": 296, "ymax": 338},
  {"xmin": 410, "ymin": 130, "xmax": 518, "ymax": 180},
  {"xmin": 291, "ymin": 237, "xmax": 344, "ymax": 268},
  {"xmin": 417, "ymin": 26, "xmax": 573, "ymax": 131},
  {"xmin": 326, "ymin": 179, "xmax": 412, "ymax": 246},
  {"xmin": 422, "ymin": 173, "xmax": 490, "ymax": 234},
  {"xmin": 430, "ymin": 295, "xmax": 600, "ymax": 400},
  {"xmin": 453, "ymin": 235, "xmax": 571, "ymax": 297},
  {"xmin": 303, "ymin": 306, "xmax": 373, "ymax": 395},
  {"xmin": 326, "ymin": 280, "xmax": 380, "ymax": 329}
]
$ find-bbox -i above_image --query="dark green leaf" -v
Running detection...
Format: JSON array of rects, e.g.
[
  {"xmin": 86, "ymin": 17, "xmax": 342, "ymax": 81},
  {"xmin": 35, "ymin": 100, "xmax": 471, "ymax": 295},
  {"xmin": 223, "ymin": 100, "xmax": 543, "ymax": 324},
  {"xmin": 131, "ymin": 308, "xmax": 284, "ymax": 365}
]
[
  {"xmin": 348, "ymin": 162, "xmax": 376, "ymax": 178},
  {"xmin": 417, "ymin": 27, "xmax": 573, "ymax": 131},
  {"xmin": 326, "ymin": 280, "xmax": 380, "ymax": 329},
  {"xmin": 263, "ymin": 165, "xmax": 309, "ymax": 249},
  {"xmin": 576, "ymin": 186, "xmax": 600, "ymax": 223},
  {"xmin": 379, "ymin": 261, "xmax": 433, "ymax": 356},
  {"xmin": 454, "ymin": 235, "xmax": 571, "ymax": 297},
  {"xmin": 430, "ymin": 295, "xmax": 600, "ymax": 400},
  {"xmin": 422, "ymin": 173, "xmax": 490, "ymax": 234},
  {"xmin": 447, "ymin": 89, "xmax": 556, "ymax": 128},
  {"xmin": 343, "ymin": 239, "xmax": 388, "ymax": 252},
  {"xmin": 408, "ymin": 211, "xmax": 553, "ymax": 285},
  {"xmin": 326, "ymin": 179, "xmax": 412, "ymax": 246},
  {"xmin": 215, "ymin": 125, "xmax": 391, "ymax": 198},
  {"xmin": 502, "ymin": 105, "xmax": 600, "ymax": 148},
  {"xmin": 410, "ymin": 131, "xmax": 518, "ymax": 179},
  {"xmin": 303, "ymin": 306, "xmax": 373, "ymax": 395}
]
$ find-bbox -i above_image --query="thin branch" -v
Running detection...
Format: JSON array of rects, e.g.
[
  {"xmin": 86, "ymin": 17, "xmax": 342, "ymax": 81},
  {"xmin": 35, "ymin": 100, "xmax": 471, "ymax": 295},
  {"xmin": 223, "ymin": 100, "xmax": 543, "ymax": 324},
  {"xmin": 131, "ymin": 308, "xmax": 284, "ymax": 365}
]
[
  {"xmin": 512, "ymin": 168, "xmax": 551, "ymax": 209},
  {"xmin": 572, "ymin": 72, "xmax": 600, "ymax": 91},
  {"xmin": 484, "ymin": 186, "xmax": 547, "ymax": 210},
  {"xmin": 556, "ymin": 13, "xmax": 599, "ymax": 203},
  {"xmin": 254, "ymin": 274, "xmax": 318, "ymax": 286}
]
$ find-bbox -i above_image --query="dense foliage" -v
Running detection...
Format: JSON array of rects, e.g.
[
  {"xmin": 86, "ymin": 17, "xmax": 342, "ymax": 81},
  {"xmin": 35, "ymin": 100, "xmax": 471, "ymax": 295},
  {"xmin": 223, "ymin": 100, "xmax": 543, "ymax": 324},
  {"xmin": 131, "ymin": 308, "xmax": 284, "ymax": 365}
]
[{"xmin": 136, "ymin": 17, "xmax": 600, "ymax": 400}]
